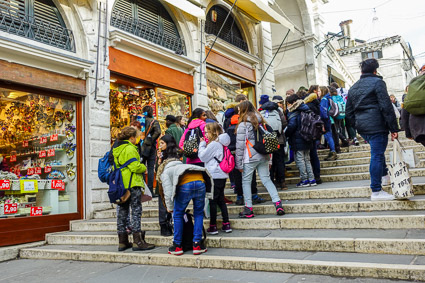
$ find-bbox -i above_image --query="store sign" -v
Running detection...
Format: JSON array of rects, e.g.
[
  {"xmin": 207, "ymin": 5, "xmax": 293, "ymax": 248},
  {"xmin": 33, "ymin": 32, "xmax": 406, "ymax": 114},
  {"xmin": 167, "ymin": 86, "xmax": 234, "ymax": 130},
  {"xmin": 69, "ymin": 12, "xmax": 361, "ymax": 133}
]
[
  {"xmin": 10, "ymin": 155, "xmax": 16, "ymax": 162},
  {"xmin": 22, "ymin": 140, "xmax": 29, "ymax": 147},
  {"xmin": 51, "ymin": 180, "xmax": 65, "ymax": 191},
  {"xmin": 35, "ymin": 167, "xmax": 42, "ymax": 175},
  {"xmin": 40, "ymin": 136, "xmax": 48, "ymax": 144},
  {"xmin": 27, "ymin": 167, "xmax": 35, "ymax": 175},
  {"xmin": 47, "ymin": 149, "xmax": 55, "ymax": 157},
  {"xmin": 39, "ymin": 150, "xmax": 47, "ymax": 158},
  {"xmin": 20, "ymin": 180, "xmax": 38, "ymax": 194},
  {"xmin": 50, "ymin": 134, "xmax": 58, "ymax": 142},
  {"xmin": 44, "ymin": 166, "xmax": 52, "ymax": 173},
  {"xmin": 30, "ymin": 207, "xmax": 43, "ymax": 216},
  {"xmin": 4, "ymin": 203, "xmax": 18, "ymax": 214},
  {"xmin": 0, "ymin": 180, "xmax": 10, "ymax": 190}
]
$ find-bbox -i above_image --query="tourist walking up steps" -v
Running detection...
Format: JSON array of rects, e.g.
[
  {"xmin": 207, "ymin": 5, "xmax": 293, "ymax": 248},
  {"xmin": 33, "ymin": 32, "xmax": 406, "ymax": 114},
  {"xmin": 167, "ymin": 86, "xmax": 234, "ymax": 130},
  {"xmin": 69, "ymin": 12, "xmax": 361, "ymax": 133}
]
[
  {"xmin": 235, "ymin": 101, "xmax": 285, "ymax": 218},
  {"xmin": 346, "ymin": 58, "xmax": 399, "ymax": 201},
  {"xmin": 319, "ymin": 86, "xmax": 337, "ymax": 161}
]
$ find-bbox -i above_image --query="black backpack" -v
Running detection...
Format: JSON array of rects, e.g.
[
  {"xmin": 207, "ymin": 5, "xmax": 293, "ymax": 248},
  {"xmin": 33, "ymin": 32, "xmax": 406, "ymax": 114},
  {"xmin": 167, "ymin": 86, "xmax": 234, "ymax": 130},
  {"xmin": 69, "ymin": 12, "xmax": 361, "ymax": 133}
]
[
  {"xmin": 183, "ymin": 127, "xmax": 202, "ymax": 158},
  {"xmin": 181, "ymin": 210, "xmax": 207, "ymax": 252},
  {"xmin": 253, "ymin": 124, "xmax": 279, "ymax": 154},
  {"xmin": 299, "ymin": 111, "xmax": 324, "ymax": 142},
  {"xmin": 226, "ymin": 123, "xmax": 237, "ymax": 152}
]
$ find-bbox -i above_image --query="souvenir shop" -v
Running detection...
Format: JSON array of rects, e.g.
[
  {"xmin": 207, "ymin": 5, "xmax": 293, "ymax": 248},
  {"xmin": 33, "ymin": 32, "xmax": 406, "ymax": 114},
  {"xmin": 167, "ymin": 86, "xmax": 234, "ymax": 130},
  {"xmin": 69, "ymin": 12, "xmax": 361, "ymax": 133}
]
[{"xmin": 0, "ymin": 60, "xmax": 84, "ymax": 247}]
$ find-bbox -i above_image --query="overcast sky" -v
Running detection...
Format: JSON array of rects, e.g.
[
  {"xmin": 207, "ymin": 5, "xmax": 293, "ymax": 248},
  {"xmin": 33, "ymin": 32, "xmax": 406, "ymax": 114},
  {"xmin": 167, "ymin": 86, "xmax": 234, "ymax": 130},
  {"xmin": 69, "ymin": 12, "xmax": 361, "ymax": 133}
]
[{"xmin": 321, "ymin": 0, "xmax": 425, "ymax": 68}]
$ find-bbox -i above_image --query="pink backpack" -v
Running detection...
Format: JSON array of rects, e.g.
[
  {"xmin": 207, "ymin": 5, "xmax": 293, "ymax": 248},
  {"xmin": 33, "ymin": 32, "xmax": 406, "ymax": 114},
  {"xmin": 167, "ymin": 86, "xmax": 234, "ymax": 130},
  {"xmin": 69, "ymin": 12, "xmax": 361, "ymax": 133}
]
[{"xmin": 214, "ymin": 145, "xmax": 235, "ymax": 174}]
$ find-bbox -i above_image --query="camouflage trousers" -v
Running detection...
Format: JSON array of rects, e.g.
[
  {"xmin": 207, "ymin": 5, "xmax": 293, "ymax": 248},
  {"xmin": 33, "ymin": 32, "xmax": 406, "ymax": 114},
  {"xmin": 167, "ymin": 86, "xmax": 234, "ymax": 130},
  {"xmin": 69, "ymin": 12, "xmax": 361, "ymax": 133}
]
[{"xmin": 117, "ymin": 187, "xmax": 142, "ymax": 234}]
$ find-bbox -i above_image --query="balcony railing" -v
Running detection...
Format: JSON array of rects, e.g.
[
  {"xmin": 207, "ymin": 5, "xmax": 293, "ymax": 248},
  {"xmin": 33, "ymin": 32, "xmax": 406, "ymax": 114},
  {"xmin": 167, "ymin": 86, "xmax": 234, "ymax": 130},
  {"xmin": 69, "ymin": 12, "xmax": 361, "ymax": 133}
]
[
  {"xmin": 0, "ymin": 7, "xmax": 75, "ymax": 52},
  {"xmin": 111, "ymin": 11, "xmax": 186, "ymax": 56},
  {"xmin": 205, "ymin": 24, "xmax": 248, "ymax": 52}
]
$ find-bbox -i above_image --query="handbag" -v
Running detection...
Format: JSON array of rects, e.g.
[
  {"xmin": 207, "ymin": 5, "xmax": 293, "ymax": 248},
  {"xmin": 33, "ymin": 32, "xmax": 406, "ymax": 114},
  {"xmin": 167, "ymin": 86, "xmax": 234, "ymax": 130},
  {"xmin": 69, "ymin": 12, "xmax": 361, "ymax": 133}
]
[{"xmin": 388, "ymin": 139, "xmax": 414, "ymax": 199}]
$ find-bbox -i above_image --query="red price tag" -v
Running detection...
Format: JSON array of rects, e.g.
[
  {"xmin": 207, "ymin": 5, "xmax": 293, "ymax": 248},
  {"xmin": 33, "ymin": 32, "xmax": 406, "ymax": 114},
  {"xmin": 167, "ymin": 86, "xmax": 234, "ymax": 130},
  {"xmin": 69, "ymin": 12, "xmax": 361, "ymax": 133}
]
[
  {"xmin": 10, "ymin": 155, "xmax": 16, "ymax": 162},
  {"xmin": 47, "ymin": 149, "xmax": 55, "ymax": 157},
  {"xmin": 44, "ymin": 166, "xmax": 52, "ymax": 173},
  {"xmin": 0, "ymin": 180, "xmax": 10, "ymax": 190},
  {"xmin": 27, "ymin": 168, "xmax": 35, "ymax": 175},
  {"xmin": 50, "ymin": 134, "xmax": 58, "ymax": 142},
  {"xmin": 35, "ymin": 167, "xmax": 42, "ymax": 175},
  {"xmin": 4, "ymin": 203, "xmax": 18, "ymax": 214},
  {"xmin": 30, "ymin": 206, "xmax": 43, "ymax": 216},
  {"xmin": 40, "ymin": 136, "xmax": 48, "ymax": 144},
  {"xmin": 39, "ymin": 150, "xmax": 47, "ymax": 158},
  {"xmin": 51, "ymin": 180, "xmax": 65, "ymax": 191},
  {"xmin": 22, "ymin": 140, "xmax": 29, "ymax": 147}
]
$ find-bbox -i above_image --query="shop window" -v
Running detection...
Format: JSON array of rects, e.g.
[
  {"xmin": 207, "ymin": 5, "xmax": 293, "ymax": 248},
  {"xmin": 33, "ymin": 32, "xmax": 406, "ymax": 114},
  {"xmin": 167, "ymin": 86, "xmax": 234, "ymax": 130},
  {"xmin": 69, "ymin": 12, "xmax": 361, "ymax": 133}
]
[
  {"xmin": 362, "ymin": 50, "xmax": 383, "ymax": 60},
  {"xmin": 0, "ymin": 0, "xmax": 75, "ymax": 52},
  {"xmin": 205, "ymin": 5, "xmax": 248, "ymax": 52},
  {"xmin": 111, "ymin": 0, "xmax": 186, "ymax": 55},
  {"xmin": 0, "ymin": 88, "xmax": 78, "ymax": 218},
  {"xmin": 156, "ymin": 88, "xmax": 191, "ymax": 131}
]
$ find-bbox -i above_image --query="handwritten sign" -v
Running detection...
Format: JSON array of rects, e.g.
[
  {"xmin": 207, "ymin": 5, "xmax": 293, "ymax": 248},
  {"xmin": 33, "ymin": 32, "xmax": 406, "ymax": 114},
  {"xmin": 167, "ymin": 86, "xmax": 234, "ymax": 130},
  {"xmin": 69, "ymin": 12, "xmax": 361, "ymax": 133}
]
[
  {"xmin": 39, "ymin": 150, "xmax": 47, "ymax": 158},
  {"xmin": 40, "ymin": 136, "xmax": 48, "ymax": 144},
  {"xmin": 51, "ymin": 180, "xmax": 65, "ymax": 191},
  {"xmin": 35, "ymin": 167, "xmax": 42, "ymax": 175},
  {"xmin": 4, "ymin": 203, "xmax": 18, "ymax": 214},
  {"xmin": 20, "ymin": 180, "xmax": 38, "ymax": 194},
  {"xmin": 44, "ymin": 166, "xmax": 52, "ymax": 173},
  {"xmin": 22, "ymin": 140, "xmax": 29, "ymax": 147},
  {"xmin": 30, "ymin": 207, "xmax": 43, "ymax": 216},
  {"xmin": 27, "ymin": 167, "xmax": 35, "ymax": 175},
  {"xmin": 10, "ymin": 155, "xmax": 16, "ymax": 162},
  {"xmin": 50, "ymin": 134, "xmax": 58, "ymax": 142},
  {"xmin": 47, "ymin": 149, "xmax": 55, "ymax": 157},
  {"xmin": 0, "ymin": 180, "xmax": 10, "ymax": 190}
]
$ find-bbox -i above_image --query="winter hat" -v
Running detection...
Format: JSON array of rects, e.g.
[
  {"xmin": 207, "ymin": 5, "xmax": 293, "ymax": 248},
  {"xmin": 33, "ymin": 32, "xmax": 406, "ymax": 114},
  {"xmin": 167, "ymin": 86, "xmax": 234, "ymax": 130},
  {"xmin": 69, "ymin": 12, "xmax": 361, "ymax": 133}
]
[
  {"xmin": 259, "ymin": 94, "xmax": 269, "ymax": 105},
  {"xmin": 272, "ymin": 95, "xmax": 284, "ymax": 103},
  {"xmin": 165, "ymin": 115, "xmax": 177, "ymax": 123}
]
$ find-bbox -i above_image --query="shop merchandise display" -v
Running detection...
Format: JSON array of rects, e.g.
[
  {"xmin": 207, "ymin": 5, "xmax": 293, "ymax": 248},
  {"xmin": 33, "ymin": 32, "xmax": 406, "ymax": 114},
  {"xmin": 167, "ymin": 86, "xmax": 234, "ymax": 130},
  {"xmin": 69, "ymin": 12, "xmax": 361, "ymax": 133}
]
[
  {"xmin": 0, "ymin": 90, "xmax": 78, "ymax": 217},
  {"xmin": 156, "ymin": 88, "xmax": 190, "ymax": 131}
]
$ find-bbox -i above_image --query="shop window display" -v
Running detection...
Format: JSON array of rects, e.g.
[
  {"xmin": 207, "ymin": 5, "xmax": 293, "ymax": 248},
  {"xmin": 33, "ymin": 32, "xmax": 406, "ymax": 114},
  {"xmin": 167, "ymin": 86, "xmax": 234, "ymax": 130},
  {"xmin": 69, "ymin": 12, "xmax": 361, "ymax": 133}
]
[
  {"xmin": 0, "ymin": 88, "xmax": 78, "ymax": 218},
  {"xmin": 156, "ymin": 88, "xmax": 190, "ymax": 131}
]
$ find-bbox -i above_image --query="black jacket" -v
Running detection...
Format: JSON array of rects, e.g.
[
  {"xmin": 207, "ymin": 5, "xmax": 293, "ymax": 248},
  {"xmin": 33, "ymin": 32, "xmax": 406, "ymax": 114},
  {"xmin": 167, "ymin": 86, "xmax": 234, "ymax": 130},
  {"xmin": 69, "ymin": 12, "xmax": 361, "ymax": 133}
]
[
  {"xmin": 346, "ymin": 73, "xmax": 399, "ymax": 135},
  {"xmin": 285, "ymin": 101, "xmax": 313, "ymax": 151},
  {"xmin": 141, "ymin": 117, "xmax": 161, "ymax": 157}
]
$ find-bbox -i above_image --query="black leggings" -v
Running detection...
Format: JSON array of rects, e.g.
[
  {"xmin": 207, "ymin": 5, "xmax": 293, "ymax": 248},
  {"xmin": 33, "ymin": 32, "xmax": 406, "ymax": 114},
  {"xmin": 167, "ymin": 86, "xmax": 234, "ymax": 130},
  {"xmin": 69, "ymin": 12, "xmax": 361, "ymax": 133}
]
[{"xmin": 209, "ymin": 178, "xmax": 229, "ymax": 225}]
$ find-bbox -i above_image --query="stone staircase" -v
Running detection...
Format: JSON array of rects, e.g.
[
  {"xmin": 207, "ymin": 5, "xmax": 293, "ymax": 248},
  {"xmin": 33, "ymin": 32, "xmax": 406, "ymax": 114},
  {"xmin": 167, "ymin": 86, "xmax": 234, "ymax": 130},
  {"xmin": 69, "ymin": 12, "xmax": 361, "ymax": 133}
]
[{"xmin": 20, "ymin": 137, "xmax": 425, "ymax": 281}]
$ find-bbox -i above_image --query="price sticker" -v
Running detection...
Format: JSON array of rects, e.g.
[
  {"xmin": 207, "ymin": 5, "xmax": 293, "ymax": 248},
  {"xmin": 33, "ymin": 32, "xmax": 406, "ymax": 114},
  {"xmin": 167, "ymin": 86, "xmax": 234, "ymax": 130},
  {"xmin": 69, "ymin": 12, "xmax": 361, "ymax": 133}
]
[
  {"xmin": 30, "ymin": 207, "xmax": 43, "ymax": 216},
  {"xmin": 27, "ymin": 167, "xmax": 35, "ymax": 175},
  {"xmin": 0, "ymin": 180, "xmax": 11, "ymax": 190},
  {"xmin": 10, "ymin": 155, "xmax": 17, "ymax": 162},
  {"xmin": 22, "ymin": 140, "xmax": 29, "ymax": 147},
  {"xmin": 40, "ymin": 136, "xmax": 48, "ymax": 144},
  {"xmin": 39, "ymin": 150, "xmax": 47, "ymax": 158},
  {"xmin": 44, "ymin": 166, "xmax": 52, "ymax": 173},
  {"xmin": 50, "ymin": 134, "xmax": 58, "ymax": 142},
  {"xmin": 35, "ymin": 167, "xmax": 42, "ymax": 175},
  {"xmin": 4, "ymin": 203, "xmax": 18, "ymax": 214},
  {"xmin": 20, "ymin": 180, "xmax": 38, "ymax": 194},
  {"xmin": 47, "ymin": 149, "xmax": 55, "ymax": 157},
  {"xmin": 51, "ymin": 180, "xmax": 65, "ymax": 191}
]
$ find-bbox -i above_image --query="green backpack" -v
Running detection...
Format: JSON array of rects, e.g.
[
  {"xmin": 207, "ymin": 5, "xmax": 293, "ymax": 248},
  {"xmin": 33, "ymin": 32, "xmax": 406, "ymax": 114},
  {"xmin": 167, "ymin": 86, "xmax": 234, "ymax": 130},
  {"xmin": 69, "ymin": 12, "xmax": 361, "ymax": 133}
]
[{"xmin": 404, "ymin": 75, "xmax": 425, "ymax": 115}]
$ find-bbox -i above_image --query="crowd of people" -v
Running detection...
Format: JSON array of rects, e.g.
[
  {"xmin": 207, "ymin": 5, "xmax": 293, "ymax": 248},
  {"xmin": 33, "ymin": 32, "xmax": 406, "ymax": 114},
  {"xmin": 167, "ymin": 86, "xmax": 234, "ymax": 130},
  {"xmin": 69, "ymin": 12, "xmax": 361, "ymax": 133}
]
[{"xmin": 108, "ymin": 58, "xmax": 425, "ymax": 257}]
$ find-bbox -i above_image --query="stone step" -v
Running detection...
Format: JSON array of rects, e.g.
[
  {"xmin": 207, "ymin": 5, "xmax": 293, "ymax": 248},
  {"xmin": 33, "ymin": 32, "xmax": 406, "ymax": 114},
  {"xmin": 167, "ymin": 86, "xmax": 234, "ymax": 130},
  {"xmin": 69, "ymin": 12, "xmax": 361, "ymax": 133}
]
[
  {"xmin": 45, "ymin": 229, "xmax": 425, "ymax": 256},
  {"xmin": 318, "ymin": 148, "xmax": 425, "ymax": 161},
  {"xmin": 316, "ymin": 139, "xmax": 419, "ymax": 153},
  {"xmin": 20, "ymin": 245, "xmax": 425, "ymax": 281}
]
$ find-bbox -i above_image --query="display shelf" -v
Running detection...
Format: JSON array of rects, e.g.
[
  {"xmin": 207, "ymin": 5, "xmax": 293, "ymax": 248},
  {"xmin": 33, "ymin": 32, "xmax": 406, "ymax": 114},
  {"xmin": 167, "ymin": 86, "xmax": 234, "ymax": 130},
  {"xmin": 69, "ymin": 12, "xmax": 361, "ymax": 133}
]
[
  {"xmin": 7, "ymin": 149, "xmax": 66, "ymax": 159},
  {"xmin": 19, "ymin": 165, "xmax": 66, "ymax": 172},
  {"xmin": 0, "ymin": 135, "xmax": 66, "ymax": 150}
]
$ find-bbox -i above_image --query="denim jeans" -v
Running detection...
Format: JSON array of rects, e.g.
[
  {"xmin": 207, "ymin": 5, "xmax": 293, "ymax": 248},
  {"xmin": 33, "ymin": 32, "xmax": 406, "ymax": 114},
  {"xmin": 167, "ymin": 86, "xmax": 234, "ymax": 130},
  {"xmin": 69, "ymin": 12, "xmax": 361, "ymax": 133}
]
[
  {"xmin": 242, "ymin": 160, "xmax": 280, "ymax": 207},
  {"xmin": 361, "ymin": 133, "xmax": 389, "ymax": 192},
  {"xmin": 309, "ymin": 143, "xmax": 321, "ymax": 179},
  {"xmin": 324, "ymin": 131, "xmax": 336, "ymax": 152},
  {"xmin": 173, "ymin": 181, "xmax": 206, "ymax": 245},
  {"xmin": 295, "ymin": 150, "xmax": 315, "ymax": 181}
]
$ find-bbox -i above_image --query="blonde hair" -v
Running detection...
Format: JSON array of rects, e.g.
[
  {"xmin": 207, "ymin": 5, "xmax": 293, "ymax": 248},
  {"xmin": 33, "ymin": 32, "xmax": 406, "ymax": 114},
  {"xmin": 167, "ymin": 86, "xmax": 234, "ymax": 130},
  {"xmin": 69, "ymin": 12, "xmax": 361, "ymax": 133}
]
[{"xmin": 206, "ymin": 122, "xmax": 223, "ymax": 144}]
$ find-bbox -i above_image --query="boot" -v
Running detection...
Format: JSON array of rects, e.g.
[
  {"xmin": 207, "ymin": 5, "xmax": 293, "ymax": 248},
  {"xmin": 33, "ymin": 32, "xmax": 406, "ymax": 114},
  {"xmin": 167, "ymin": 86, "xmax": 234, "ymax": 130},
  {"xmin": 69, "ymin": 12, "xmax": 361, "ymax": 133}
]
[
  {"xmin": 280, "ymin": 182, "xmax": 288, "ymax": 190},
  {"xmin": 324, "ymin": 151, "xmax": 337, "ymax": 161},
  {"xmin": 118, "ymin": 233, "xmax": 132, "ymax": 252},
  {"xmin": 160, "ymin": 223, "xmax": 172, "ymax": 237},
  {"xmin": 132, "ymin": 231, "xmax": 155, "ymax": 251}
]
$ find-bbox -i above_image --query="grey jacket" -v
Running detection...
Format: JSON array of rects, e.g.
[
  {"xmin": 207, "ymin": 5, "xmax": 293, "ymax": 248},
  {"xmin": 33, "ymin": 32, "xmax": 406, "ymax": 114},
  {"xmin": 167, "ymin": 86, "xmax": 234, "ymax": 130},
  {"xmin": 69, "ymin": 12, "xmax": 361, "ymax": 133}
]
[
  {"xmin": 235, "ymin": 113, "xmax": 270, "ymax": 169},
  {"xmin": 159, "ymin": 160, "xmax": 213, "ymax": 211}
]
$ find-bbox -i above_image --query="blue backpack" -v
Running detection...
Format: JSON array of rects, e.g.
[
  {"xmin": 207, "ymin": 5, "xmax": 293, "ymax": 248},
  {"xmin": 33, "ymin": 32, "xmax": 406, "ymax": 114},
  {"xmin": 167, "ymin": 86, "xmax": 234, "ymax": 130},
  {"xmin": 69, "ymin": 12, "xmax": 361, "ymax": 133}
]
[
  {"xmin": 98, "ymin": 151, "xmax": 113, "ymax": 183},
  {"xmin": 107, "ymin": 158, "xmax": 137, "ymax": 204}
]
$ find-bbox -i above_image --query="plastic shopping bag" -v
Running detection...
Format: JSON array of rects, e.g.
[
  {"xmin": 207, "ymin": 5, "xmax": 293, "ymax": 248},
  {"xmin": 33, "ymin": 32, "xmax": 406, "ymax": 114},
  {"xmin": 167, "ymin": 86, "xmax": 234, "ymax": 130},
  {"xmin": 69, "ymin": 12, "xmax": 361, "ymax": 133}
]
[
  {"xmin": 141, "ymin": 179, "xmax": 153, "ymax": 203},
  {"xmin": 388, "ymin": 139, "xmax": 414, "ymax": 199}
]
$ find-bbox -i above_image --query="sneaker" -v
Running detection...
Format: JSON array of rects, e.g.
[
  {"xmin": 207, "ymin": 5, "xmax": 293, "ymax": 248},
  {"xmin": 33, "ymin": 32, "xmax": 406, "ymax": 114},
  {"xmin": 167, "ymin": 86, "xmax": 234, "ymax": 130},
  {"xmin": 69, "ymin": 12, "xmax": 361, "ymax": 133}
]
[
  {"xmin": 224, "ymin": 196, "xmax": 233, "ymax": 205},
  {"xmin": 168, "ymin": 242, "xmax": 183, "ymax": 256},
  {"xmin": 354, "ymin": 137, "xmax": 360, "ymax": 146},
  {"xmin": 207, "ymin": 225, "xmax": 218, "ymax": 235},
  {"xmin": 193, "ymin": 241, "xmax": 207, "ymax": 255},
  {"xmin": 274, "ymin": 201, "xmax": 285, "ymax": 216},
  {"xmin": 235, "ymin": 196, "xmax": 244, "ymax": 205},
  {"xmin": 239, "ymin": 206, "xmax": 254, "ymax": 218},
  {"xmin": 382, "ymin": 175, "xmax": 391, "ymax": 186},
  {"xmin": 252, "ymin": 194, "xmax": 266, "ymax": 204},
  {"xmin": 221, "ymin": 222, "xmax": 232, "ymax": 233},
  {"xmin": 370, "ymin": 190, "xmax": 395, "ymax": 201},
  {"xmin": 296, "ymin": 180, "xmax": 310, "ymax": 187},
  {"xmin": 309, "ymin": 179, "xmax": 317, "ymax": 186}
]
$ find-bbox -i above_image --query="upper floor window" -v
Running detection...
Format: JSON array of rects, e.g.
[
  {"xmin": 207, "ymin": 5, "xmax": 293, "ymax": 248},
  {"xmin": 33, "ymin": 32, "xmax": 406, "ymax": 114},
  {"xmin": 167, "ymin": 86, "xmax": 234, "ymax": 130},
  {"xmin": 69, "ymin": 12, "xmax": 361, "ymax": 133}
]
[
  {"xmin": 362, "ymin": 50, "xmax": 383, "ymax": 60},
  {"xmin": 111, "ymin": 0, "xmax": 186, "ymax": 55},
  {"xmin": 205, "ymin": 5, "xmax": 248, "ymax": 52},
  {"xmin": 0, "ymin": 0, "xmax": 75, "ymax": 52}
]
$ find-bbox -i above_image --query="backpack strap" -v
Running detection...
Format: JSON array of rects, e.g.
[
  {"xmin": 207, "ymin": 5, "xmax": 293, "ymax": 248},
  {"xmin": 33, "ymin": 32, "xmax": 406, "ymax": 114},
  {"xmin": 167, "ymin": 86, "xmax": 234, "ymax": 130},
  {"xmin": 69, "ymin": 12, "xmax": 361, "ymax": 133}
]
[
  {"xmin": 213, "ymin": 144, "xmax": 225, "ymax": 164},
  {"xmin": 144, "ymin": 120, "xmax": 154, "ymax": 137},
  {"xmin": 118, "ymin": 157, "xmax": 138, "ymax": 170}
]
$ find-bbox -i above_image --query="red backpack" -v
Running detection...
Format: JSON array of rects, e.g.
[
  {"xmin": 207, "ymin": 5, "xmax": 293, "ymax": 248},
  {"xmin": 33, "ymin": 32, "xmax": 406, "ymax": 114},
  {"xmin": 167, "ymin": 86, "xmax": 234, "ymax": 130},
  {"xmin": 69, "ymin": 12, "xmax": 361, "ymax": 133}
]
[{"xmin": 214, "ymin": 145, "xmax": 235, "ymax": 174}]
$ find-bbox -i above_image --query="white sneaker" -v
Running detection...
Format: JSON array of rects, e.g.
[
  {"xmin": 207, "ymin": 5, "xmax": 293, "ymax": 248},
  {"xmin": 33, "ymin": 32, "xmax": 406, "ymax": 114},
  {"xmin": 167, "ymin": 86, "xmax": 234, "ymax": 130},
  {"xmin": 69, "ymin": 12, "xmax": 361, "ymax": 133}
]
[
  {"xmin": 370, "ymin": 190, "xmax": 395, "ymax": 201},
  {"xmin": 382, "ymin": 175, "xmax": 391, "ymax": 186}
]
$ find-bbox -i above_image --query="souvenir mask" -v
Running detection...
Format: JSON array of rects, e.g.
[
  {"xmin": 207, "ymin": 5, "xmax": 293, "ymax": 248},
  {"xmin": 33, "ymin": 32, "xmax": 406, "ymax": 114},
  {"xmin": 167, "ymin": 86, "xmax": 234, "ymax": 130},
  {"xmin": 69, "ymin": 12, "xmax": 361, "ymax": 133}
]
[{"xmin": 66, "ymin": 163, "xmax": 76, "ymax": 181}]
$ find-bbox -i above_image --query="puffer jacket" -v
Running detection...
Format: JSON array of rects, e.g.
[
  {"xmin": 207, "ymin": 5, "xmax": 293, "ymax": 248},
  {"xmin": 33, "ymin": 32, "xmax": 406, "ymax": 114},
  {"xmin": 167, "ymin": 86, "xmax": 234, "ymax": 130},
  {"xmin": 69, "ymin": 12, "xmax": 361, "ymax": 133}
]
[
  {"xmin": 198, "ymin": 133, "xmax": 231, "ymax": 179},
  {"xmin": 260, "ymin": 101, "xmax": 288, "ymax": 144},
  {"xmin": 304, "ymin": 93, "xmax": 321, "ymax": 115},
  {"xmin": 223, "ymin": 102, "xmax": 239, "ymax": 131},
  {"xmin": 158, "ymin": 160, "xmax": 213, "ymax": 211},
  {"xmin": 285, "ymin": 100, "xmax": 313, "ymax": 152},
  {"xmin": 179, "ymin": 119, "xmax": 207, "ymax": 164},
  {"xmin": 112, "ymin": 140, "xmax": 146, "ymax": 189},
  {"xmin": 346, "ymin": 73, "xmax": 399, "ymax": 135},
  {"xmin": 235, "ymin": 113, "xmax": 270, "ymax": 169}
]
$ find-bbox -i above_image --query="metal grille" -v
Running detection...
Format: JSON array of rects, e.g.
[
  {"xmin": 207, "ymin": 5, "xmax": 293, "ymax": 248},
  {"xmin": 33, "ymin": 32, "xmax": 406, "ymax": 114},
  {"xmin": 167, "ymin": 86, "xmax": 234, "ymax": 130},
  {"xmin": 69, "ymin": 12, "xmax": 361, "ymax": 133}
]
[
  {"xmin": 0, "ymin": 5, "xmax": 75, "ymax": 52},
  {"xmin": 111, "ymin": 10, "xmax": 185, "ymax": 55}
]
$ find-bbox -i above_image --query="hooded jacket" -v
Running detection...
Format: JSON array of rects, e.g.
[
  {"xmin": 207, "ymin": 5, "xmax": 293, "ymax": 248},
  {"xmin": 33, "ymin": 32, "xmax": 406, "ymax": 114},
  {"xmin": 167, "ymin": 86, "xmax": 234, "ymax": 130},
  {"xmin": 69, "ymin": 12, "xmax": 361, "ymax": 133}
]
[
  {"xmin": 179, "ymin": 118, "xmax": 207, "ymax": 164},
  {"xmin": 235, "ymin": 113, "xmax": 270, "ymax": 169},
  {"xmin": 285, "ymin": 100, "xmax": 313, "ymax": 151},
  {"xmin": 223, "ymin": 102, "xmax": 239, "ymax": 131},
  {"xmin": 304, "ymin": 93, "xmax": 321, "ymax": 115},
  {"xmin": 346, "ymin": 73, "xmax": 399, "ymax": 135},
  {"xmin": 112, "ymin": 140, "xmax": 146, "ymax": 189},
  {"xmin": 320, "ymin": 93, "xmax": 333, "ymax": 132},
  {"xmin": 260, "ymin": 101, "xmax": 287, "ymax": 144},
  {"xmin": 198, "ymin": 133, "xmax": 231, "ymax": 179}
]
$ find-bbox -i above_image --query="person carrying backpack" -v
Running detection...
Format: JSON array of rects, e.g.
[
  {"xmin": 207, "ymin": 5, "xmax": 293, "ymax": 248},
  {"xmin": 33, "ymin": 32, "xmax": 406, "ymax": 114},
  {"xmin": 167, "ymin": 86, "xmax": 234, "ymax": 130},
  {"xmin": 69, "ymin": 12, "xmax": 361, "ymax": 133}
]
[
  {"xmin": 179, "ymin": 108, "xmax": 208, "ymax": 166},
  {"xmin": 285, "ymin": 95, "xmax": 316, "ymax": 187},
  {"xmin": 112, "ymin": 127, "xmax": 155, "ymax": 252},
  {"xmin": 199, "ymin": 122, "xmax": 232, "ymax": 235},
  {"xmin": 235, "ymin": 101, "xmax": 285, "ymax": 218},
  {"xmin": 330, "ymin": 86, "xmax": 349, "ymax": 151},
  {"xmin": 319, "ymin": 86, "xmax": 337, "ymax": 161},
  {"xmin": 157, "ymin": 134, "xmax": 213, "ymax": 256}
]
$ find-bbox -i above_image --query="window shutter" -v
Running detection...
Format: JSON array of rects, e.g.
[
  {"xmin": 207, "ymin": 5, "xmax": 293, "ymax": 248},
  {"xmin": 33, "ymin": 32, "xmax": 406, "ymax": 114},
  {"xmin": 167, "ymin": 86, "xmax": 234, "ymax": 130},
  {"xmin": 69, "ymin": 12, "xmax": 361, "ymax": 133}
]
[{"xmin": 0, "ymin": 0, "xmax": 26, "ymax": 35}]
